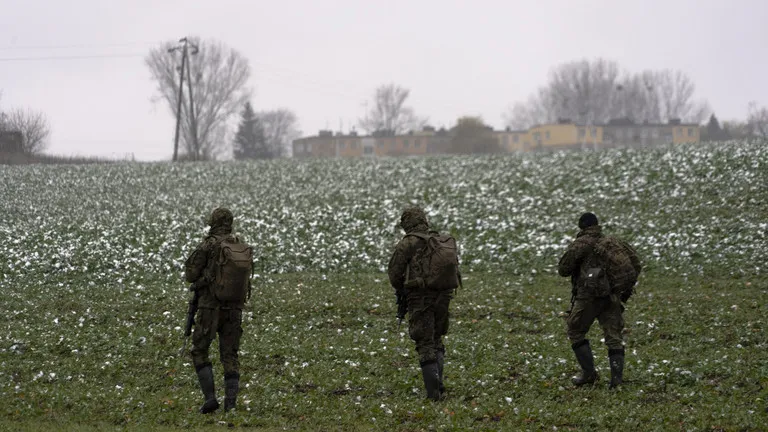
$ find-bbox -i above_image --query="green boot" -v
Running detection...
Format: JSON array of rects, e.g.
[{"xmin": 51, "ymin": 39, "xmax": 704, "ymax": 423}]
[
  {"xmin": 608, "ymin": 348, "xmax": 625, "ymax": 389},
  {"xmin": 196, "ymin": 364, "xmax": 220, "ymax": 414},
  {"xmin": 571, "ymin": 340, "xmax": 598, "ymax": 386},
  {"xmin": 420, "ymin": 361, "xmax": 441, "ymax": 401},
  {"xmin": 224, "ymin": 374, "xmax": 239, "ymax": 412}
]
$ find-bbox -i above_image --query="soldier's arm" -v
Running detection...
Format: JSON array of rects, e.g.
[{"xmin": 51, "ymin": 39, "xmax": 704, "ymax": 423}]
[
  {"xmin": 184, "ymin": 239, "xmax": 211, "ymax": 283},
  {"xmin": 557, "ymin": 238, "xmax": 591, "ymax": 277},
  {"xmin": 387, "ymin": 237, "xmax": 417, "ymax": 291},
  {"xmin": 622, "ymin": 240, "xmax": 643, "ymax": 274}
]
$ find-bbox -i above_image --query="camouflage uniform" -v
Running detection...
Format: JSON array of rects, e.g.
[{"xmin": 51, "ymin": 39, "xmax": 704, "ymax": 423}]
[
  {"xmin": 558, "ymin": 225, "xmax": 624, "ymax": 350},
  {"xmin": 184, "ymin": 207, "xmax": 252, "ymax": 413},
  {"xmin": 558, "ymin": 213, "xmax": 637, "ymax": 388},
  {"xmin": 388, "ymin": 207, "xmax": 459, "ymax": 400}
]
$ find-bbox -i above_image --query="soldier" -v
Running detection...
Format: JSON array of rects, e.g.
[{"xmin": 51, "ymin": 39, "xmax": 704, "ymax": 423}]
[
  {"xmin": 388, "ymin": 206, "xmax": 461, "ymax": 401},
  {"xmin": 558, "ymin": 212, "xmax": 640, "ymax": 389},
  {"xmin": 184, "ymin": 207, "xmax": 253, "ymax": 413}
]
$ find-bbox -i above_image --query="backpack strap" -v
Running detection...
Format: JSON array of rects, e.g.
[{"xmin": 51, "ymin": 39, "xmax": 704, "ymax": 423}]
[{"xmin": 404, "ymin": 232, "xmax": 431, "ymax": 241}]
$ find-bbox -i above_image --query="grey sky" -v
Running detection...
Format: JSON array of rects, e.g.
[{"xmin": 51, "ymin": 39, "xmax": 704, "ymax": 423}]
[{"xmin": 1, "ymin": 0, "xmax": 766, "ymax": 161}]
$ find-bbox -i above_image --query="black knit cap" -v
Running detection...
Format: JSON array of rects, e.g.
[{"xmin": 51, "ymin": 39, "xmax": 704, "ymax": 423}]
[{"xmin": 578, "ymin": 212, "xmax": 599, "ymax": 229}]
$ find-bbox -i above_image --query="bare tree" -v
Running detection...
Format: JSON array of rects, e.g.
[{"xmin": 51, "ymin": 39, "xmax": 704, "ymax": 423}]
[
  {"xmin": 747, "ymin": 101, "xmax": 768, "ymax": 139},
  {"xmin": 505, "ymin": 58, "xmax": 621, "ymax": 128},
  {"xmin": 3, "ymin": 107, "xmax": 51, "ymax": 154},
  {"xmin": 505, "ymin": 59, "xmax": 710, "ymax": 129},
  {"xmin": 358, "ymin": 84, "xmax": 426, "ymax": 135},
  {"xmin": 258, "ymin": 109, "xmax": 301, "ymax": 157},
  {"xmin": 146, "ymin": 37, "xmax": 251, "ymax": 161},
  {"xmin": 651, "ymin": 69, "xmax": 710, "ymax": 123}
]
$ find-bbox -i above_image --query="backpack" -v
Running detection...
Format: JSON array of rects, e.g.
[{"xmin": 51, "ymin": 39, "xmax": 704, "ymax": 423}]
[
  {"xmin": 406, "ymin": 232, "xmax": 460, "ymax": 290},
  {"xmin": 592, "ymin": 236, "xmax": 642, "ymax": 301},
  {"xmin": 211, "ymin": 235, "xmax": 253, "ymax": 304}
]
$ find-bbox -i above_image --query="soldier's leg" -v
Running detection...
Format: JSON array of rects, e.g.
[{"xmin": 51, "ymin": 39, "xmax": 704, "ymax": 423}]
[
  {"xmin": 191, "ymin": 308, "xmax": 220, "ymax": 414},
  {"xmin": 433, "ymin": 293, "xmax": 452, "ymax": 395},
  {"xmin": 566, "ymin": 300, "xmax": 599, "ymax": 385},
  {"xmin": 597, "ymin": 298, "xmax": 625, "ymax": 388},
  {"xmin": 408, "ymin": 295, "xmax": 440, "ymax": 401},
  {"xmin": 218, "ymin": 308, "xmax": 243, "ymax": 412}
]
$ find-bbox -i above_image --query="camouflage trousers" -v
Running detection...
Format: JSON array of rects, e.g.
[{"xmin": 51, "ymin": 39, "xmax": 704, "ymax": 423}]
[
  {"xmin": 191, "ymin": 307, "xmax": 243, "ymax": 378},
  {"xmin": 566, "ymin": 296, "xmax": 624, "ymax": 350},
  {"xmin": 407, "ymin": 288, "xmax": 453, "ymax": 365}
]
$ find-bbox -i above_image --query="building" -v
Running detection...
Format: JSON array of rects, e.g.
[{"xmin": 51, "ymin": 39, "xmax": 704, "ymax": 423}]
[
  {"xmin": 293, "ymin": 127, "xmax": 452, "ymax": 159},
  {"xmin": 292, "ymin": 119, "xmax": 700, "ymax": 158},
  {"xmin": 602, "ymin": 118, "xmax": 700, "ymax": 148}
]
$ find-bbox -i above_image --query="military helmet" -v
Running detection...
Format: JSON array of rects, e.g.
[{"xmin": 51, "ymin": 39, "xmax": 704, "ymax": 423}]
[
  {"xmin": 400, "ymin": 206, "xmax": 429, "ymax": 230},
  {"xmin": 206, "ymin": 207, "xmax": 234, "ymax": 227}
]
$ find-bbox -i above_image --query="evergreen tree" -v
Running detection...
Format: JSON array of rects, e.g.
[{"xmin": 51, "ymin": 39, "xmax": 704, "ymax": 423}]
[
  {"xmin": 705, "ymin": 114, "xmax": 724, "ymax": 141},
  {"xmin": 233, "ymin": 102, "xmax": 269, "ymax": 159}
]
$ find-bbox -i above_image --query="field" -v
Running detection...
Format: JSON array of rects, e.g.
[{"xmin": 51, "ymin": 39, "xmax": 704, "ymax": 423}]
[{"xmin": 1, "ymin": 141, "xmax": 766, "ymax": 431}]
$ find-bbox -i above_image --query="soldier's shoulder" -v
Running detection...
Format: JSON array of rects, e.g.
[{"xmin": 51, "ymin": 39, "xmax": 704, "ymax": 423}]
[
  {"xmin": 394, "ymin": 234, "xmax": 419, "ymax": 250},
  {"xmin": 200, "ymin": 235, "xmax": 222, "ymax": 249}
]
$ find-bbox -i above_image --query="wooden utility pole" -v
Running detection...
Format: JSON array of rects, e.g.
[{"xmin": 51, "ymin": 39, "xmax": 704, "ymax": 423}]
[
  {"xmin": 169, "ymin": 38, "xmax": 189, "ymax": 162},
  {"xmin": 184, "ymin": 41, "xmax": 200, "ymax": 160}
]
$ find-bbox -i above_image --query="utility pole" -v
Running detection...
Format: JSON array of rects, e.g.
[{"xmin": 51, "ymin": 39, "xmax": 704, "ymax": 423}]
[
  {"xmin": 184, "ymin": 41, "xmax": 200, "ymax": 160},
  {"xmin": 168, "ymin": 37, "xmax": 199, "ymax": 162},
  {"xmin": 169, "ymin": 38, "xmax": 189, "ymax": 162}
]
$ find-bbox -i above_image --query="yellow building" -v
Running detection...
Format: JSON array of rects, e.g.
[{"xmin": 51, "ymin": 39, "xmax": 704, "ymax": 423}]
[{"xmin": 293, "ymin": 119, "xmax": 700, "ymax": 158}]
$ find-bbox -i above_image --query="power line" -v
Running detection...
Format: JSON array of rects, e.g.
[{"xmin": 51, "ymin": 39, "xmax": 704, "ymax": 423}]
[
  {"xmin": 0, "ymin": 53, "xmax": 144, "ymax": 62},
  {"xmin": 0, "ymin": 41, "xmax": 160, "ymax": 51}
]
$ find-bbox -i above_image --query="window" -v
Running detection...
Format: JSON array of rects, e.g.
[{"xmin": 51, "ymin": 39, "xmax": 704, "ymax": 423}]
[
  {"xmin": 651, "ymin": 128, "xmax": 659, "ymax": 139},
  {"xmin": 339, "ymin": 142, "xmax": 346, "ymax": 149},
  {"xmin": 415, "ymin": 138, "xmax": 421, "ymax": 148},
  {"xmin": 677, "ymin": 127, "xmax": 683, "ymax": 136},
  {"xmin": 688, "ymin": 128, "xmax": 694, "ymax": 137},
  {"xmin": 513, "ymin": 134, "xmax": 519, "ymax": 143},
  {"xmin": 578, "ymin": 128, "xmax": 586, "ymax": 138},
  {"xmin": 545, "ymin": 130, "xmax": 550, "ymax": 140},
  {"xmin": 640, "ymin": 128, "xmax": 648, "ymax": 138},
  {"xmin": 363, "ymin": 146, "xmax": 373, "ymax": 155},
  {"xmin": 591, "ymin": 128, "xmax": 597, "ymax": 137},
  {"xmin": 403, "ymin": 139, "xmax": 409, "ymax": 148}
]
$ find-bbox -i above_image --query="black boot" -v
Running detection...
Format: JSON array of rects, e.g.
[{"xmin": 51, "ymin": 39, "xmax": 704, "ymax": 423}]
[
  {"xmin": 571, "ymin": 340, "xmax": 598, "ymax": 386},
  {"xmin": 224, "ymin": 373, "xmax": 239, "ymax": 412},
  {"xmin": 420, "ymin": 361, "xmax": 441, "ymax": 401},
  {"xmin": 436, "ymin": 350, "xmax": 446, "ymax": 395},
  {"xmin": 608, "ymin": 348, "xmax": 625, "ymax": 389},
  {"xmin": 196, "ymin": 364, "xmax": 219, "ymax": 414}
]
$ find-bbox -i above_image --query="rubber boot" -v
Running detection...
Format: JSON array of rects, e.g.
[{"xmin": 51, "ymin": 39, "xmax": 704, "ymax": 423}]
[
  {"xmin": 420, "ymin": 361, "xmax": 441, "ymax": 401},
  {"xmin": 571, "ymin": 340, "xmax": 598, "ymax": 386},
  {"xmin": 436, "ymin": 350, "xmax": 446, "ymax": 395},
  {"xmin": 224, "ymin": 374, "xmax": 239, "ymax": 412},
  {"xmin": 608, "ymin": 348, "xmax": 625, "ymax": 389},
  {"xmin": 196, "ymin": 364, "xmax": 219, "ymax": 414}
]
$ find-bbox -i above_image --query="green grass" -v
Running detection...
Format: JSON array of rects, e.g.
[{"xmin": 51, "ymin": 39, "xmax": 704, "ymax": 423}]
[
  {"xmin": 1, "ymin": 141, "xmax": 767, "ymax": 430},
  {"xmin": 2, "ymin": 272, "xmax": 766, "ymax": 431}
]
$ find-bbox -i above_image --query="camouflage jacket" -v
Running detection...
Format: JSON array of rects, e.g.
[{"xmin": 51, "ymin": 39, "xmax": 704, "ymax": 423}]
[
  {"xmin": 184, "ymin": 226, "xmax": 252, "ymax": 309},
  {"xmin": 558, "ymin": 225, "xmax": 604, "ymax": 295},
  {"xmin": 388, "ymin": 224, "xmax": 430, "ymax": 292}
]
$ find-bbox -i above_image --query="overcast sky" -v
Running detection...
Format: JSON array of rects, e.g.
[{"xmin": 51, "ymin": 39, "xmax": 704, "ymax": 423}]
[{"xmin": 1, "ymin": 0, "xmax": 766, "ymax": 161}]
